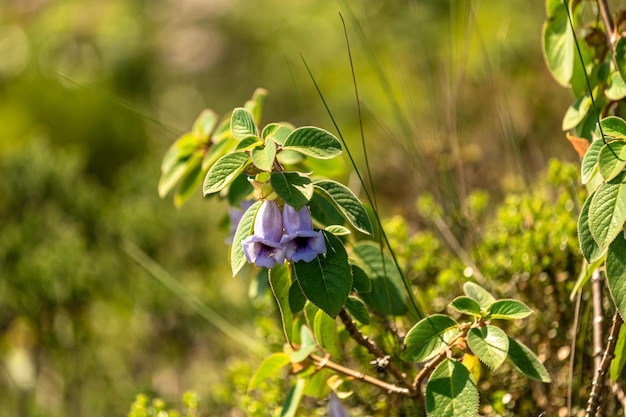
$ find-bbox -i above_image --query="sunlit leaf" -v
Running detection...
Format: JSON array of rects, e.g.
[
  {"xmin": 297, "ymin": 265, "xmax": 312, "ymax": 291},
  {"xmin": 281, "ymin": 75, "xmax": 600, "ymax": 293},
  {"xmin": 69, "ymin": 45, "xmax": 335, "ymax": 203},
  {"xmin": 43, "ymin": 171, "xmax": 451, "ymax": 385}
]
[
  {"xmin": 487, "ymin": 300, "xmax": 533, "ymax": 320},
  {"xmin": 231, "ymin": 107, "xmax": 258, "ymax": 140},
  {"xmin": 314, "ymin": 180, "xmax": 373, "ymax": 235},
  {"xmin": 507, "ymin": 337, "xmax": 551, "ymax": 382},
  {"xmin": 202, "ymin": 151, "xmax": 250, "ymax": 196},
  {"xmin": 280, "ymin": 378, "xmax": 306, "ymax": 417},
  {"xmin": 611, "ymin": 323, "xmax": 626, "ymax": 383},
  {"xmin": 251, "ymin": 139, "xmax": 277, "ymax": 171},
  {"xmin": 270, "ymin": 171, "xmax": 313, "ymax": 210},
  {"xmin": 562, "ymin": 94, "xmax": 592, "ymax": 131},
  {"xmin": 542, "ymin": 4, "xmax": 574, "ymax": 87},
  {"xmin": 581, "ymin": 139, "xmax": 604, "ymax": 185},
  {"xmin": 425, "ymin": 359, "xmax": 479, "ymax": 417},
  {"xmin": 615, "ymin": 38, "xmax": 626, "ymax": 90},
  {"xmin": 248, "ymin": 352, "xmax": 291, "ymax": 392},
  {"xmin": 578, "ymin": 192, "xmax": 605, "ymax": 263},
  {"xmin": 467, "ymin": 326, "xmax": 509, "ymax": 371},
  {"xmin": 230, "ymin": 201, "xmax": 261, "ymax": 276},
  {"xmin": 598, "ymin": 141, "xmax": 626, "ymax": 182},
  {"xmin": 463, "ymin": 282, "xmax": 496, "ymax": 310},
  {"xmin": 314, "ymin": 309, "xmax": 341, "ymax": 358},
  {"xmin": 269, "ymin": 265, "xmax": 295, "ymax": 343},
  {"xmin": 606, "ymin": 236, "xmax": 626, "ymax": 320},
  {"xmin": 606, "ymin": 72, "xmax": 626, "ymax": 101},
  {"xmin": 192, "ymin": 109, "xmax": 219, "ymax": 139},
  {"xmin": 588, "ymin": 172, "xmax": 626, "ymax": 250},
  {"xmin": 401, "ymin": 315, "xmax": 459, "ymax": 363},
  {"xmin": 449, "ymin": 296, "xmax": 481, "ymax": 316},
  {"xmin": 174, "ymin": 152, "xmax": 205, "ymax": 207},
  {"xmin": 283, "ymin": 126, "xmax": 342, "ymax": 159},
  {"xmin": 601, "ymin": 117, "xmax": 626, "ymax": 140}
]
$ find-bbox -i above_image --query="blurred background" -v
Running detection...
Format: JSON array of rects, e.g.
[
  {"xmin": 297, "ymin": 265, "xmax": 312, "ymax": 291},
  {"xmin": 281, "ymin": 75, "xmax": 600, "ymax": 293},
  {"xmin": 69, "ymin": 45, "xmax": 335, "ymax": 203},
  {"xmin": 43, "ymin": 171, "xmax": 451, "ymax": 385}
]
[{"xmin": 0, "ymin": 0, "xmax": 578, "ymax": 416}]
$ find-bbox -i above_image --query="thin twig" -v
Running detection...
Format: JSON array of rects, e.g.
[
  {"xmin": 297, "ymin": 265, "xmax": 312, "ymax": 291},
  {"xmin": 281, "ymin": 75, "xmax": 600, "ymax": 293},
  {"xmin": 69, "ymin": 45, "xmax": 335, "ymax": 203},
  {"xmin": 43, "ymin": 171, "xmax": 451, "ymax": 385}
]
[
  {"xmin": 585, "ymin": 313, "xmax": 624, "ymax": 417},
  {"xmin": 309, "ymin": 353, "xmax": 414, "ymax": 396},
  {"xmin": 413, "ymin": 326, "xmax": 469, "ymax": 389},
  {"xmin": 338, "ymin": 309, "xmax": 417, "ymax": 395},
  {"xmin": 597, "ymin": 0, "xmax": 616, "ymax": 47},
  {"xmin": 568, "ymin": 289, "xmax": 583, "ymax": 416},
  {"xmin": 592, "ymin": 270, "xmax": 605, "ymax": 373}
]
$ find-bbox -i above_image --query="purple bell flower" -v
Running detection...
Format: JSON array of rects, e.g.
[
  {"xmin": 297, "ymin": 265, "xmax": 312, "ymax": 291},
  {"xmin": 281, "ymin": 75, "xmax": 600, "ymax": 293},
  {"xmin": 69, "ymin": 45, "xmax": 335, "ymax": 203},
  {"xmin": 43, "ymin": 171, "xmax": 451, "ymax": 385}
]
[
  {"xmin": 242, "ymin": 200, "xmax": 286, "ymax": 268},
  {"xmin": 280, "ymin": 204, "xmax": 326, "ymax": 263}
]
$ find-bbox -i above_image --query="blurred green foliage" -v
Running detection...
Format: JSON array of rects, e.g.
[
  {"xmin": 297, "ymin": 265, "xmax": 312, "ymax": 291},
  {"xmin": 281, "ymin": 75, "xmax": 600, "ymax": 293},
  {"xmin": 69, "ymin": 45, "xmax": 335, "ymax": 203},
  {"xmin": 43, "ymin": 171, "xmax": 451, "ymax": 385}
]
[{"xmin": 0, "ymin": 0, "xmax": 588, "ymax": 416}]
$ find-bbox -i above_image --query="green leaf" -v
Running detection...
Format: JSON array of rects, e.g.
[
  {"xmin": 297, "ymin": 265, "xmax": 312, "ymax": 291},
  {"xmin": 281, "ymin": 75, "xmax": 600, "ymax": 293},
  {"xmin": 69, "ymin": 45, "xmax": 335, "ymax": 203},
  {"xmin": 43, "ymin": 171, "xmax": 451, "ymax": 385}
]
[
  {"xmin": 562, "ymin": 94, "xmax": 592, "ymax": 131},
  {"xmin": 324, "ymin": 225, "xmax": 351, "ymax": 236},
  {"xmin": 606, "ymin": 72, "xmax": 626, "ymax": 101},
  {"xmin": 487, "ymin": 299, "xmax": 533, "ymax": 320},
  {"xmin": 283, "ymin": 126, "xmax": 342, "ymax": 159},
  {"xmin": 314, "ymin": 309, "xmax": 341, "ymax": 358},
  {"xmin": 578, "ymin": 192, "xmax": 605, "ymax": 263},
  {"xmin": 231, "ymin": 107, "xmax": 258, "ymax": 140},
  {"xmin": 192, "ymin": 109, "xmax": 219, "ymax": 139},
  {"xmin": 314, "ymin": 180, "xmax": 373, "ymax": 235},
  {"xmin": 425, "ymin": 359, "xmax": 479, "ymax": 417},
  {"xmin": 611, "ymin": 323, "xmax": 626, "ymax": 383},
  {"xmin": 589, "ymin": 172, "xmax": 626, "ymax": 249},
  {"xmin": 449, "ymin": 296, "xmax": 482, "ymax": 316},
  {"xmin": 507, "ymin": 337, "xmax": 551, "ymax": 382},
  {"xmin": 542, "ymin": 4, "xmax": 574, "ymax": 87},
  {"xmin": 161, "ymin": 133, "xmax": 200, "ymax": 174},
  {"xmin": 227, "ymin": 173, "xmax": 254, "ymax": 206},
  {"xmin": 262, "ymin": 123, "xmax": 293, "ymax": 145},
  {"xmin": 401, "ymin": 315, "xmax": 459, "ymax": 363},
  {"xmin": 292, "ymin": 231, "xmax": 352, "ymax": 318},
  {"xmin": 290, "ymin": 326, "xmax": 317, "ymax": 363},
  {"xmin": 288, "ymin": 281, "xmax": 306, "ymax": 314},
  {"xmin": 581, "ymin": 139, "xmax": 605, "ymax": 185},
  {"xmin": 270, "ymin": 172, "xmax": 314, "ymax": 210},
  {"xmin": 203, "ymin": 151, "xmax": 250, "ymax": 196},
  {"xmin": 309, "ymin": 192, "xmax": 345, "ymax": 226},
  {"xmin": 601, "ymin": 117, "xmax": 626, "ymax": 140},
  {"xmin": 345, "ymin": 296, "xmax": 370, "ymax": 325},
  {"xmin": 158, "ymin": 151, "xmax": 197, "ymax": 198},
  {"xmin": 463, "ymin": 282, "xmax": 496, "ymax": 310},
  {"xmin": 615, "ymin": 38, "xmax": 626, "ymax": 90},
  {"xmin": 230, "ymin": 200, "xmax": 262, "ymax": 276},
  {"xmin": 243, "ymin": 87, "xmax": 267, "ymax": 124},
  {"xmin": 607, "ymin": 236, "xmax": 626, "ymax": 320},
  {"xmin": 235, "ymin": 136, "xmax": 261, "ymax": 151},
  {"xmin": 251, "ymin": 139, "xmax": 277, "ymax": 171},
  {"xmin": 173, "ymin": 152, "xmax": 205, "ymax": 207},
  {"xmin": 467, "ymin": 326, "xmax": 509, "ymax": 371},
  {"xmin": 280, "ymin": 378, "xmax": 305, "ymax": 417},
  {"xmin": 269, "ymin": 265, "xmax": 295, "ymax": 343},
  {"xmin": 599, "ymin": 141, "xmax": 626, "ymax": 182},
  {"xmin": 248, "ymin": 352, "xmax": 291, "ymax": 392},
  {"xmin": 351, "ymin": 241, "xmax": 407, "ymax": 316},
  {"xmin": 351, "ymin": 264, "xmax": 371, "ymax": 293}
]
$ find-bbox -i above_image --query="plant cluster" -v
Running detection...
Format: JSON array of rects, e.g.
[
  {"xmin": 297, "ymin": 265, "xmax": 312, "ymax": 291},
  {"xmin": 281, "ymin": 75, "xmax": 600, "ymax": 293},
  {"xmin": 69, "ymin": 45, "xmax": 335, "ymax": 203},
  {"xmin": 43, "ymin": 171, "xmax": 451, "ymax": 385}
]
[{"xmin": 156, "ymin": 89, "xmax": 551, "ymax": 416}]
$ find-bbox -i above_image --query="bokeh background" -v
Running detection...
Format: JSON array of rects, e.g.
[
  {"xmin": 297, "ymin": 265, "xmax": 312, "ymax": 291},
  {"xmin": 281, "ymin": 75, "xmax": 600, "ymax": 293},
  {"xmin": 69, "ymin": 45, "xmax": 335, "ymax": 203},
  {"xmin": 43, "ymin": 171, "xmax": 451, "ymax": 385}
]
[{"xmin": 1, "ymin": 1, "xmax": 579, "ymax": 416}]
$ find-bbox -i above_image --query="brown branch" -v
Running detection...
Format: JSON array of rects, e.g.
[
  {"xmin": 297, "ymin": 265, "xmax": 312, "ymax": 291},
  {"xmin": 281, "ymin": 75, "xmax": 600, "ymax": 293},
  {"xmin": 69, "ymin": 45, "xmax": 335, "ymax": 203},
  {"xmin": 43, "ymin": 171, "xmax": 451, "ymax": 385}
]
[
  {"xmin": 585, "ymin": 313, "xmax": 624, "ymax": 417},
  {"xmin": 309, "ymin": 353, "xmax": 413, "ymax": 396},
  {"xmin": 598, "ymin": 0, "xmax": 616, "ymax": 48},
  {"xmin": 413, "ymin": 327, "xmax": 469, "ymax": 389},
  {"xmin": 592, "ymin": 270, "xmax": 605, "ymax": 373},
  {"xmin": 338, "ymin": 309, "xmax": 417, "ymax": 396}
]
